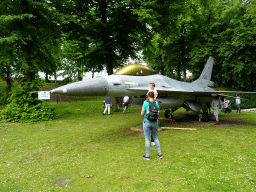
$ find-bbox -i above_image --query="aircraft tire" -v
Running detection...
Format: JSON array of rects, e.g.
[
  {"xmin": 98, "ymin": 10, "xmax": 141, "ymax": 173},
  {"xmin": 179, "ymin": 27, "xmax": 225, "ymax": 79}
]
[
  {"xmin": 164, "ymin": 110, "xmax": 172, "ymax": 119},
  {"xmin": 202, "ymin": 112, "xmax": 209, "ymax": 122}
]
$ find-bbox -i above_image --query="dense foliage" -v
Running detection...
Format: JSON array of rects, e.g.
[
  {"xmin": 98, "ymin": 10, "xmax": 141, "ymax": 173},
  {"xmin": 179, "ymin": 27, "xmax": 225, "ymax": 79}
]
[
  {"xmin": 0, "ymin": 87, "xmax": 56, "ymax": 123},
  {"xmin": 143, "ymin": 0, "xmax": 256, "ymax": 90},
  {"xmin": 1, "ymin": 0, "xmax": 255, "ymax": 90},
  {"xmin": 0, "ymin": 0, "xmax": 62, "ymax": 89},
  {"xmin": 59, "ymin": 0, "xmax": 162, "ymax": 75}
]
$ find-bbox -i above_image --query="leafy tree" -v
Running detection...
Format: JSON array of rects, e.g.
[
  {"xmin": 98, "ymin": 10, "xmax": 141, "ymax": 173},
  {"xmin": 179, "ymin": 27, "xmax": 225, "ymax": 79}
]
[
  {"xmin": 57, "ymin": 0, "xmax": 155, "ymax": 75},
  {"xmin": 190, "ymin": 0, "xmax": 256, "ymax": 90},
  {"xmin": 142, "ymin": 34, "xmax": 168, "ymax": 76},
  {"xmin": 143, "ymin": 0, "xmax": 256, "ymax": 91},
  {"xmin": 142, "ymin": 0, "xmax": 202, "ymax": 81},
  {"xmin": 0, "ymin": 0, "xmax": 62, "ymax": 84},
  {"xmin": 61, "ymin": 40, "xmax": 103, "ymax": 81},
  {"xmin": 0, "ymin": 0, "xmax": 63, "ymax": 122},
  {"xmin": 0, "ymin": 81, "xmax": 56, "ymax": 123}
]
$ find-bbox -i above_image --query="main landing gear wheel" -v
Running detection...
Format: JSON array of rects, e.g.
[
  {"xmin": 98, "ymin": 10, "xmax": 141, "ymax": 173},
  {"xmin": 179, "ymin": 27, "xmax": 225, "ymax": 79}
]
[
  {"xmin": 164, "ymin": 110, "xmax": 173, "ymax": 119},
  {"xmin": 201, "ymin": 112, "xmax": 209, "ymax": 122}
]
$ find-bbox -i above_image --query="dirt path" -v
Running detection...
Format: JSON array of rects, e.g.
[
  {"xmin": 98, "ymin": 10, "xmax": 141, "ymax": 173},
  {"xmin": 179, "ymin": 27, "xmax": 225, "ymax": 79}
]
[{"xmin": 130, "ymin": 112, "xmax": 255, "ymax": 136}]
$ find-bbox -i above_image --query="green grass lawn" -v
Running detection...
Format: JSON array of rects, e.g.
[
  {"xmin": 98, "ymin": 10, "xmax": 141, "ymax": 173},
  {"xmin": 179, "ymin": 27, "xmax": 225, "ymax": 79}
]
[{"xmin": 0, "ymin": 98, "xmax": 256, "ymax": 191}]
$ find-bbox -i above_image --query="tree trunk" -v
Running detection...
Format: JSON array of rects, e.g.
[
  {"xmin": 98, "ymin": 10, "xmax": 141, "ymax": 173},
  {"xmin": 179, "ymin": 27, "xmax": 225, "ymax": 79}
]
[
  {"xmin": 45, "ymin": 72, "xmax": 49, "ymax": 82},
  {"xmin": 78, "ymin": 61, "xmax": 83, "ymax": 81},
  {"xmin": 92, "ymin": 68, "xmax": 95, "ymax": 79},
  {"xmin": 24, "ymin": 67, "xmax": 36, "ymax": 83},
  {"xmin": 78, "ymin": 70, "xmax": 83, "ymax": 81},
  {"xmin": 99, "ymin": 0, "xmax": 114, "ymax": 75},
  {"xmin": 176, "ymin": 68, "xmax": 181, "ymax": 81},
  {"xmin": 25, "ymin": 41, "xmax": 36, "ymax": 83},
  {"xmin": 111, "ymin": 97, "xmax": 118, "ymax": 108},
  {"xmin": 250, "ymin": 71, "xmax": 256, "ymax": 91},
  {"xmin": 5, "ymin": 67, "xmax": 12, "ymax": 94},
  {"xmin": 54, "ymin": 71, "xmax": 57, "ymax": 83},
  {"xmin": 106, "ymin": 63, "xmax": 114, "ymax": 75},
  {"xmin": 183, "ymin": 69, "xmax": 187, "ymax": 82}
]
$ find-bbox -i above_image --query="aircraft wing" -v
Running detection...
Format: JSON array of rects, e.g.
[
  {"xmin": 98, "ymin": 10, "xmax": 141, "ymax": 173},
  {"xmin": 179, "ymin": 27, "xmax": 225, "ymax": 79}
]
[{"xmin": 127, "ymin": 87, "xmax": 256, "ymax": 96}]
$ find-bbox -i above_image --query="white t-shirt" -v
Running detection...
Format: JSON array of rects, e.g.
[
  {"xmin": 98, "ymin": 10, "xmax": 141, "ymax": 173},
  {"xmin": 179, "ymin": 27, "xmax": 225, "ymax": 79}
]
[
  {"xmin": 147, "ymin": 89, "xmax": 158, "ymax": 97},
  {"xmin": 123, "ymin": 96, "xmax": 129, "ymax": 103},
  {"xmin": 236, "ymin": 97, "xmax": 241, "ymax": 104}
]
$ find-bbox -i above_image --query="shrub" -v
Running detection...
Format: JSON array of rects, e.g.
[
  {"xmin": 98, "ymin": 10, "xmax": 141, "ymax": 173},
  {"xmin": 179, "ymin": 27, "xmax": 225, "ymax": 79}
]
[{"xmin": 0, "ymin": 82, "xmax": 56, "ymax": 123}]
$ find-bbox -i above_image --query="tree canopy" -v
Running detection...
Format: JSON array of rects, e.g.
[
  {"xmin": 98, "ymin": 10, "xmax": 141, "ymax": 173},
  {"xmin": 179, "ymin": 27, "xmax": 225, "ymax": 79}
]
[
  {"xmin": 58, "ymin": 0, "xmax": 159, "ymax": 75},
  {"xmin": 0, "ymin": 0, "xmax": 62, "ymax": 84},
  {"xmin": 143, "ymin": 0, "xmax": 256, "ymax": 90},
  {"xmin": 0, "ymin": 0, "xmax": 255, "ymax": 91}
]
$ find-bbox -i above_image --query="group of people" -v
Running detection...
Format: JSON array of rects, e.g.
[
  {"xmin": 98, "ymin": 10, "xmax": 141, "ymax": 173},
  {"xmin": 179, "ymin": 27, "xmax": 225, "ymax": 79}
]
[
  {"xmin": 103, "ymin": 96, "xmax": 130, "ymax": 115},
  {"xmin": 211, "ymin": 93, "xmax": 241, "ymax": 123},
  {"xmin": 103, "ymin": 82, "xmax": 242, "ymax": 161}
]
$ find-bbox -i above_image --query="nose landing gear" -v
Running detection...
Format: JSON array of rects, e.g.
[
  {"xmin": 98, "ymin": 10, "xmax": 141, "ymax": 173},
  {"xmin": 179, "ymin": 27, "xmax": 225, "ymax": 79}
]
[
  {"xmin": 164, "ymin": 108, "xmax": 178, "ymax": 119},
  {"xmin": 164, "ymin": 110, "xmax": 172, "ymax": 119}
]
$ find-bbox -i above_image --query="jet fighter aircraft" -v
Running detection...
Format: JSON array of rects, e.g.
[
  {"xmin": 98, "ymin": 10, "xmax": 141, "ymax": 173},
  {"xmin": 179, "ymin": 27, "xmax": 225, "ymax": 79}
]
[{"xmin": 51, "ymin": 56, "xmax": 255, "ymax": 121}]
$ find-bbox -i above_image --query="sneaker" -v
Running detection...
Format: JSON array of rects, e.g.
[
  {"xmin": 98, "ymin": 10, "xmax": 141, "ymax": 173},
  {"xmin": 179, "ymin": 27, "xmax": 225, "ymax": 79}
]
[
  {"xmin": 157, "ymin": 154, "xmax": 163, "ymax": 159},
  {"xmin": 151, "ymin": 142, "xmax": 155, "ymax": 146},
  {"xmin": 143, "ymin": 155, "xmax": 150, "ymax": 160},
  {"xmin": 103, "ymin": 113, "xmax": 105, "ymax": 115},
  {"xmin": 215, "ymin": 121, "xmax": 219, "ymax": 124}
]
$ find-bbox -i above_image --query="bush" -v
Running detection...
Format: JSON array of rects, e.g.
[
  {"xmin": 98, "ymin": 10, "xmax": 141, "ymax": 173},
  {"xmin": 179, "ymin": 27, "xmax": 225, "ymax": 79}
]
[
  {"xmin": 0, "ymin": 93, "xmax": 10, "ymax": 105},
  {"xmin": 0, "ymin": 83, "xmax": 56, "ymax": 123}
]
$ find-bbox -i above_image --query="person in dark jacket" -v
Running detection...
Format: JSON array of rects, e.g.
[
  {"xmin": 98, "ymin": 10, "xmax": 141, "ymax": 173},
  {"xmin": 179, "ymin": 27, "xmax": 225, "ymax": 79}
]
[{"xmin": 103, "ymin": 97, "xmax": 112, "ymax": 115}]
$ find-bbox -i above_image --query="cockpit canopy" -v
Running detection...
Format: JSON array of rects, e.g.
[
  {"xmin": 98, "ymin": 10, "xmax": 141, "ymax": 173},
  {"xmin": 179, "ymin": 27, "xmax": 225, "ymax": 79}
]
[{"xmin": 114, "ymin": 63, "xmax": 158, "ymax": 76}]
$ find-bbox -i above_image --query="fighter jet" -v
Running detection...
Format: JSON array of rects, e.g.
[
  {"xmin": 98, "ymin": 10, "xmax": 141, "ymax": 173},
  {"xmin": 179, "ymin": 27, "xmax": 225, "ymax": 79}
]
[{"xmin": 51, "ymin": 56, "xmax": 255, "ymax": 121}]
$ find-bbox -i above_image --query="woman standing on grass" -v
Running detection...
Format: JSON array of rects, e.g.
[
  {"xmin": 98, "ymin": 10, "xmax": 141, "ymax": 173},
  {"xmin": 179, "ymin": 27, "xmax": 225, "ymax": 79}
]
[{"xmin": 141, "ymin": 91, "xmax": 162, "ymax": 160}]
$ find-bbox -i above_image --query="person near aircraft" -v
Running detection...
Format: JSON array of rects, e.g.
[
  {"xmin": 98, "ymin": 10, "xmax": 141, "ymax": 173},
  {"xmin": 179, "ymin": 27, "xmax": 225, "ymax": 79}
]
[
  {"xmin": 146, "ymin": 83, "xmax": 158, "ymax": 146},
  {"xmin": 51, "ymin": 56, "xmax": 256, "ymax": 122},
  {"xmin": 103, "ymin": 97, "xmax": 112, "ymax": 115},
  {"xmin": 123, "ymin": 96, "xmax": 130, "ymax": 113},
  {"xmin": 146, "ymin": 83, "xmax": 158, "ymax": 101},
  {"xmin": 236, "ymin": 93, "xmax": 241, "ymax": 114},
  {"xmin": 212, "ymin": 96, "xmax": 220, "ymax": 123},
  {"xmin": 141, "ymin": 91, "xmax": 162, "ymax": 160}
]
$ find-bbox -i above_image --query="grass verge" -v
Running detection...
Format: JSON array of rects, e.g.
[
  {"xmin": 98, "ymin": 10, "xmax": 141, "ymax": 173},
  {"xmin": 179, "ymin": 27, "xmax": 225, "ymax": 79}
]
[{"xmin": 0, "ymin": 99, "xmax": 256, "ymax": 191}]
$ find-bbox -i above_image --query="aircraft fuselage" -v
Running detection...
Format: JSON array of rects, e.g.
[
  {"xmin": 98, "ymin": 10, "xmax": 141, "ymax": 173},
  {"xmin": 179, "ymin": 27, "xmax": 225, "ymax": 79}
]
[{"xmin": 51, "ymin": 74, "xmax": 215, "ymax": 110}]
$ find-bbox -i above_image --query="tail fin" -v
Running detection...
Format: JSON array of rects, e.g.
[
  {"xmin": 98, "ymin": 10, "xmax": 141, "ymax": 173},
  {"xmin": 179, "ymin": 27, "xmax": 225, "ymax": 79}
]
[{"xmin": 192, "ymin": 56, "xmax": 214, "ymax": 87}]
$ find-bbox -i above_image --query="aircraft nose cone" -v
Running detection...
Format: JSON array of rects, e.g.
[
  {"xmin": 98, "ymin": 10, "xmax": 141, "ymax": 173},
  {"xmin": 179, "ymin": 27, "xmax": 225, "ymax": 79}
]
[{"xmin": 50, "ymin": 77, "xmax": 109, "ymax": 96}]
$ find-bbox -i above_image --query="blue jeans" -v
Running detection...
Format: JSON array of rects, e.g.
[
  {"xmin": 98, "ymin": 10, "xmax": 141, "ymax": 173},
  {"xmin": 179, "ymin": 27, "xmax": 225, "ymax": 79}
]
[
  {"xmin": 237, "ymin": 104, "xmax": 241, "ymax": 113},
  {"xmin": 143, "ymin": 119, "xmax": 161, "ymax": 156}
]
